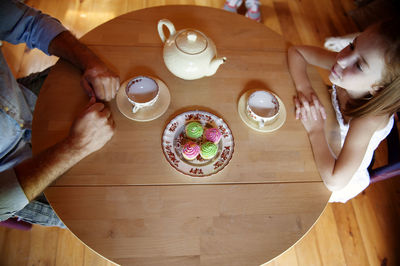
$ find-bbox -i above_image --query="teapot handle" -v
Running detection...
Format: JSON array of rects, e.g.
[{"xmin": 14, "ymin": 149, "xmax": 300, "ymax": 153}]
[{"xmin": 157, "ymin": 19, "xmax": 176, "ymax": 43}]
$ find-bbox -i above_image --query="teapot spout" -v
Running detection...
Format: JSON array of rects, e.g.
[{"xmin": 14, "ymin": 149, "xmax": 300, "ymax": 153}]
[{"xmin": 206, "ymin": 57, "xmax": 226, "ymax": 77}]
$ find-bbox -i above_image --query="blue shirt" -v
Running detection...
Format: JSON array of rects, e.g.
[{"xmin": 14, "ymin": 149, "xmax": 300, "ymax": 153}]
[{"xmin": 0, "ymin": 0, "xmax": 66, "ymax": 220}]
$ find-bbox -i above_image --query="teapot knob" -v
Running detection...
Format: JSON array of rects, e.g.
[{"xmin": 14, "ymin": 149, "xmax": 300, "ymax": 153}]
[{"xmin": 187, "ymin": 32, "xmax": 197, "ymax": 42}]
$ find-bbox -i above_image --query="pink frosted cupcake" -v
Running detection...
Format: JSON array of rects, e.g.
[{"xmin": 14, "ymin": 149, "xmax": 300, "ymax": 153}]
[
  {"xmin": 182, "ymin": 141, "xmax": 200, "ymax": 160},
  {"xmin": 204, "ymin": 128, "xmax": 222, "ymax": 144}
]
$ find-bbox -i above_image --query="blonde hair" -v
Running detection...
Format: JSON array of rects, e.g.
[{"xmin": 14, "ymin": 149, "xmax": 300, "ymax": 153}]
[{"xmin": 345, "ymin": 18, "xmax": 400, "ymax": 118}]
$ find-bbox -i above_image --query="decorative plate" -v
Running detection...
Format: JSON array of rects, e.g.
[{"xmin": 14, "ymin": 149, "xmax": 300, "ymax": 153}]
[{"xmin": 162, "ymin": 111, "xmax": 234, "ymax": 177}]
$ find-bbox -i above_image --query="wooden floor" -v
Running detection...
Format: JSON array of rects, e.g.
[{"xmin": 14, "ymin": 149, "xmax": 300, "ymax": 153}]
[{"xmin": 1, "ymin": 0, "xmax": 399, "ymax": 265}]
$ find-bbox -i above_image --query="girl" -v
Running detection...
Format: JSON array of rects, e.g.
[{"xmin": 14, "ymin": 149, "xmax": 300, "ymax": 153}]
[{"xmin": 288, "ymin": 18, "xmax": 400, "ymax": 203}]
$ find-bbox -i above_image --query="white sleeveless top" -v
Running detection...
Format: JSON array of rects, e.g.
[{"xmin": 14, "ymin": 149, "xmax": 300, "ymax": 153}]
[{"xmin": 329, "ymin": 85, "xmax": 394, "ymax": 203}]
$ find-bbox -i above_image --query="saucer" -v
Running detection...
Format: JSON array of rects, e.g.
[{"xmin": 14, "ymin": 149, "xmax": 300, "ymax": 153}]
[
  {"xmin": 116, "ymin": 77, "xmax": 171, "ymax": 122},
  {"xmin": 238, "ymin": 89, "xmax": 286, "ymax": 132}
]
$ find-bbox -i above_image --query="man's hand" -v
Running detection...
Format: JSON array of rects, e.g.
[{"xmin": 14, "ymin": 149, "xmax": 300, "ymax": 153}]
[
  {"xmin": 68, "ymin": 96, "xmax": 115, "ymax": 156},
  {"xmin": 81, "ymin": 63, "xmax": 120, "ymax": 102}
]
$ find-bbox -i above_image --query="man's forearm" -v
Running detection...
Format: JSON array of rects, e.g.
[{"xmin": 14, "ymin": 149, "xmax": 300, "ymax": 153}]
[
  {"xmin": 15, "ymin": 97, "xmax": 115, "ymax": 201},
  {"xmin": 48, "ymin": 31, "xmax": 102, "ymax": 71},
  {"xmin": 48, "ymin": 31, "xmax": 119, "ymax": 101},
  {"xmin": 14, "ymin": 137, "xmax": 88, "ymax": 201}
]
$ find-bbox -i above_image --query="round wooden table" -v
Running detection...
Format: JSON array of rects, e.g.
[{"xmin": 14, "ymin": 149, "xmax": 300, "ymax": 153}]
[{"xmin": 32, "ymin": 6, "xmax": 337, "ymax": 265}]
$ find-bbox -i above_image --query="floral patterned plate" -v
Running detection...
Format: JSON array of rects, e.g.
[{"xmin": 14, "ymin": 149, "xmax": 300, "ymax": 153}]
[{"xmin": 162, "ymin": 111, "xmax": 234, "ymax": 177}]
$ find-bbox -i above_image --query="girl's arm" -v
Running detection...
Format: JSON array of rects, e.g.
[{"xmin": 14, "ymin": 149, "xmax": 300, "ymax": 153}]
[
  {"xmin": 288, "ymin": 45, "xmax": 337, "ymax": 98},
  {"xmin": 325, "ymin": 116, "xmax": 387, "ymax": 190},
  {"xmin": 295, "ymin": 95, "xmax": 387, "ymax": 191}
]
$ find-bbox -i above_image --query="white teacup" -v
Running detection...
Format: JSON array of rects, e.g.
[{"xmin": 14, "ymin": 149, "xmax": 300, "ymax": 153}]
[
  {"xmin": 125, "ymin": 76, "xmax": 159, "ymax": 113},
  {"xmin": 247, "ymin": 90, "xmax": 280, "ymax": 128}
]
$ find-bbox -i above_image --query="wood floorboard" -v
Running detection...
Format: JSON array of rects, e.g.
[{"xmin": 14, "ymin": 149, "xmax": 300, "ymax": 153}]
[
  {"xmin": 314, "ymin": 205, "xmax": 347, "ymax": 266},
  {"xmin": 274, "ymin": 1, "xmax": 302, "ymax": 46},
  {"xmin": 1, "ymin": 0, "xmax": 399, "ymax": 265},
  {"xmin": 331, "ymin": 202, "xmax": 370, "ymax": 266},
  {"xmin": 269, "ymin": 245, "xmax": 298, "ymax": 266},
  {"xmin": 293, "ymin": 226, "xmax": 323, "ymax": 266},
  {"xmin": 27, "ymin": 226, "xmax": 59, "ymax": 265}
]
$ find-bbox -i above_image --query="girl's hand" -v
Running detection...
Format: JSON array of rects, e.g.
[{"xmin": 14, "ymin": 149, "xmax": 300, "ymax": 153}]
[{"xmin": 294, "ymin": 92, "xmax": 326, "ymax": 133}]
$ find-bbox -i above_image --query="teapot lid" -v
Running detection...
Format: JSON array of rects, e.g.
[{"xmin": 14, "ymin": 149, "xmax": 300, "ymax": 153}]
[{"xmin": 176, "ymin": 30, "xmax": 207, "ymax": 55}]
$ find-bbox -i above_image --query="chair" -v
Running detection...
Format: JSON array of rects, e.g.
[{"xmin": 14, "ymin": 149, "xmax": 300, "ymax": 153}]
[
  {"xmin": 0, "ymin": 217, "xmax": 32, "ymax": 231},
  {"xmin": 369, "ymin": 112, "xmax": 400, "ymax": 183}
]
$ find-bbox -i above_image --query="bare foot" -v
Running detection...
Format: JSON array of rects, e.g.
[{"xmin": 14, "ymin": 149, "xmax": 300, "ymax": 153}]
[{"xmin": 324, "ymin": 33, "xmax": 360, "ymax": 52}]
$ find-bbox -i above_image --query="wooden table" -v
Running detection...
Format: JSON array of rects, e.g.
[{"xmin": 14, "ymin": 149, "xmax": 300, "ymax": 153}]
[{"xmin": 32, "ymin": 5, "xmax": 338, "ymax": 265}]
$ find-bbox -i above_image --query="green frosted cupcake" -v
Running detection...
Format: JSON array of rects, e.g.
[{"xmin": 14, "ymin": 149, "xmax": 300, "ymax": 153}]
[
  {"xmin": 185, "ymin": 122, "xmax": 203, "ymax": 139},
  {"xmin": 200, "ymin": 142, "xmax": 218, "ymax": 160}
]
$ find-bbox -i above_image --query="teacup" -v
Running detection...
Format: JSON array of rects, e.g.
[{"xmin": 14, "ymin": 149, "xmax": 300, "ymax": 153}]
[
  {"xmin": 125, "ymin": 76, "xmax": 159, "ymax": 113},
  {"xmin": 246, "ymin": 90, "xmax": 280, "ymax": 128}
]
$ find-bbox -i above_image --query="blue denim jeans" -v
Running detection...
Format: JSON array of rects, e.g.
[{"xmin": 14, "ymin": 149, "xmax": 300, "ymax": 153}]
[{"xmin": 15, "ymin": 193, "xmax": 65, "ymax": 228}]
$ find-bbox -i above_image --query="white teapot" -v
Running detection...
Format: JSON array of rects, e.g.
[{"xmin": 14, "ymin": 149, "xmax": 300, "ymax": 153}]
[{"xmin": 157, "ymin": 19, "xmax": 226, "ymax": 80}]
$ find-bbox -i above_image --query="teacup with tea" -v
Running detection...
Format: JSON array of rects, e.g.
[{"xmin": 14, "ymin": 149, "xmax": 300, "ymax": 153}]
[
  {"xmin": 246, "ymin": 90, "xmax": 280, "ymax": 128},
  {"xmin": 125, "ymin": 76, "xmax": 159, "ymax": 113}
]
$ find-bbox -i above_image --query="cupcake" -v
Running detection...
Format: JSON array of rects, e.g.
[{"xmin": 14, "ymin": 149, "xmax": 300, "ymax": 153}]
[
  {"xmin": 185, "ymin": 122, "xmax": 203, "ymax": 140},
  {"xmin": 182, "ymin": 141, "xmax": 200, "ymax": 160},
  {"xmin": 204, "ymin": 128, "xmax": 222, "ymax": 144},
  {"xmin": 200, "ymin": 142, "xmax": 218, "ymax": 160}
]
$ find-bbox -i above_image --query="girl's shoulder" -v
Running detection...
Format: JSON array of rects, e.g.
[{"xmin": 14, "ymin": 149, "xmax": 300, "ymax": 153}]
[
  {"xmin": 350, "ymin": 113, "xmax": 391, "ymax": 132},
  {"xmin": 344, "ymin": 114, "xmax": 391, "ymax": 149},
  {"xmin": 335, "ymin": 86, "xmax": 392, "ymax": 128}
]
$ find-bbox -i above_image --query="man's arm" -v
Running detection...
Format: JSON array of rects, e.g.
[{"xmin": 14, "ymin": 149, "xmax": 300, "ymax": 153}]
[
  {"xmin": 0, "ymin": 1, "xmax": 117, "ymax": 214},
  {"xmin": 14, "ymin": 97, "xmax": 114, "ymax": 201},
  {"xmin": 48, "ymin": 31, "xmax": 120, "ymax": 101},
  {"xmin": 0, "ymin": 0, "xmax": 119, "ymax": 101},
  {"xmin": 0, "ymin": 0, "xmax": 67, "ymax": 55}
]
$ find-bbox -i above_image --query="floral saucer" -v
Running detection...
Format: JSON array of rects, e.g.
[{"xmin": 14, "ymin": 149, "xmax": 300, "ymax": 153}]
[{"xmin": 162, "ymin": 111, "xmax": 234, "ymax": 177}]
